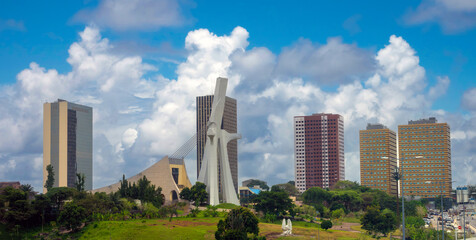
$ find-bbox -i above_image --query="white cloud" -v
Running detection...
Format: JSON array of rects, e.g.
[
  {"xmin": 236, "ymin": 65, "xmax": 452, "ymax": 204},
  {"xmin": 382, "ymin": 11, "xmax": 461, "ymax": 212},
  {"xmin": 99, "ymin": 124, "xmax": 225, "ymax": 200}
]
[
  {"xmin": 404, "ymin": 0, "xmax": 476, "ymax": 34},
  {"xmin": 462, "ymin": 88, "xmax": 476, "ymax": 111},
  {"xmin": 275, "ymin": 37, "xmax": 375, "ymax": 84},
  {"xmin": 73, "ymin": 0, "xmax": 189, "ymax": 31}
]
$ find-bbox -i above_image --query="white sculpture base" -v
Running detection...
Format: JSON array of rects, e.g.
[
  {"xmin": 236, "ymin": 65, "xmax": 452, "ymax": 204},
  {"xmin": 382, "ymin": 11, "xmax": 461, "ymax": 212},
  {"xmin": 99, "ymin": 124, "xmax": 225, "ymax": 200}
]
[{"xmin": 281, "ymin": 218, "xmax": 293, "ymax": 236}]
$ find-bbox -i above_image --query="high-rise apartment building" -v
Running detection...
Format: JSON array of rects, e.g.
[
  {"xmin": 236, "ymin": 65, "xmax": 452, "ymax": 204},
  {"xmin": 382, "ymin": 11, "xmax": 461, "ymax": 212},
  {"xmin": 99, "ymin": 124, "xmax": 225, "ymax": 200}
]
[
  {"xmin": 294, "ymin": 113, "xmax": 344, "ymax": 192},
  {"xmin": 360, "ymin": 123, "xmax": 397, "ymax": 196},
  {"xmin": 196, "ymin": 95, "xmax": 238, "ymax": 192},
  {"xmin": 43, "ymin": 99, "xmax": 93, "ymax": 193},
  {"xmin": 398, "ymin": 117, "xmax": 451, "ymax": 198}
]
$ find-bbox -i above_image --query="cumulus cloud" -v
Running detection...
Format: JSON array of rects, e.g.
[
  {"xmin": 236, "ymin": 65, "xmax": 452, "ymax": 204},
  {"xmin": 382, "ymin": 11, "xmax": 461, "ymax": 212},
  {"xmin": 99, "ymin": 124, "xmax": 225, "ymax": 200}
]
[
  {"xmin": 1, "ymin": 25, "xmax": 474, "ymax": 192},
  {"xmin": 404, "ymin": 0, "xmax": 476, "ymax": 33},
  {"xmin": 275, "ymin": 37, "xmax": 375, "ymax": 85},
  {"xmin": 73, "ymin": 0, "xmax": 190, "ymax": 31},
  {"xmin": 0, "ymin": 26, "xmax": 162, "ymax": 190}
]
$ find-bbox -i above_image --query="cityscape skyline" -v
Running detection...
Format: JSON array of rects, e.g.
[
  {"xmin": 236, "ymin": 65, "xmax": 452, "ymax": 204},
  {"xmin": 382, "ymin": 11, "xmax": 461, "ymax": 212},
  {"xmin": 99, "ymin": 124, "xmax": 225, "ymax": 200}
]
[{"xmin": 1, "ymin": 1, "xmax": 475, "ymax": 193}]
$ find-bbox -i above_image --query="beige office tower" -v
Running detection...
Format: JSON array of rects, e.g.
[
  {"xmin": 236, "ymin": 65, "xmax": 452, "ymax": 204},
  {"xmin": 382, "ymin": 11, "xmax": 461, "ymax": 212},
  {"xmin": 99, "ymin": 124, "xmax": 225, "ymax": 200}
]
[
  {"xmin": 360, "ymin": 123, "xmax": 397, "ymax": 196},
  {"xmin": 398, "ymin": 117, "xmax": 452, "ymax": 198},
  {"xmin": 43, "ymin": 99, "xmax": 93, "ymax": 193},
  {"xmin": 196, "ymin": 95, "xmax": 238, "ymax": 192}
]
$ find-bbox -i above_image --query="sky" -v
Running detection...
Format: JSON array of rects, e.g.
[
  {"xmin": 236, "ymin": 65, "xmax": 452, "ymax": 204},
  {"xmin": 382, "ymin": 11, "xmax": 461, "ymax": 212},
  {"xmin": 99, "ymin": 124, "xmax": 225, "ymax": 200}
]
[{"xmin": 1, "ymin": 0, "xmax": 475, "ymax": 193}]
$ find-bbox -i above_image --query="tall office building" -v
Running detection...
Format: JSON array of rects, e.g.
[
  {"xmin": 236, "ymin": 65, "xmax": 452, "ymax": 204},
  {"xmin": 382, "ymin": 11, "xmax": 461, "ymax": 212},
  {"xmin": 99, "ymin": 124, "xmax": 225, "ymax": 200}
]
[
  {"xmin": 196, "ymin": 95, "xmax": 238, "ymax": 192},
  {"xmin": 360, "ymin": 123, "xmax": 397, "ymax": 196},
  {"xmin": 398, "ymin": 117, "xmax": 452, "ymax": 198},
  {"xmin": 294, "ymin": 113, "xmax": 344, "ymax": 193},
  {"xmin": 43, "ymin": 99, "xmax": 93, "ymax": 193}
]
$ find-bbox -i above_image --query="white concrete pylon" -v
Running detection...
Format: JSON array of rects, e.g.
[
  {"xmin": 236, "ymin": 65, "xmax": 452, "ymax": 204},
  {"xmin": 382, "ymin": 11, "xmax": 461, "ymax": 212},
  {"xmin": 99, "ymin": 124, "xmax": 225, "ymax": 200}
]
[{"xmin": 197, "ymin": 77, "xmax": 240, "ymax": 206}]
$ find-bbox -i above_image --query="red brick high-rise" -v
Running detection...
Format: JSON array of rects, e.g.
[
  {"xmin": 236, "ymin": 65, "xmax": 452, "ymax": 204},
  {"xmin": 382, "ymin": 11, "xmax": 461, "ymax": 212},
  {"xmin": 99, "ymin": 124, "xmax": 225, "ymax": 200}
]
[{"xmin": 294, "ymin": 113, "xmax": 344, "ymax": 193}]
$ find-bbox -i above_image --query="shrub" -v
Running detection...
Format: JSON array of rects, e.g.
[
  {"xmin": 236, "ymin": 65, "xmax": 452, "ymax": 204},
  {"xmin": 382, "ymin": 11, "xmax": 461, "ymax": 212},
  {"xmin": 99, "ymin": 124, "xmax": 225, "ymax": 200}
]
[
  {"xmin": 215, "ymin": 207, "xmax": 260, "ymax": 240},
  {"xmin": 321, "ymin": 220, "xmax": 333, "ymax": 230},
  {"xmin": 57, "ymin": 202, "xmax": 86, "ymax": 232}
]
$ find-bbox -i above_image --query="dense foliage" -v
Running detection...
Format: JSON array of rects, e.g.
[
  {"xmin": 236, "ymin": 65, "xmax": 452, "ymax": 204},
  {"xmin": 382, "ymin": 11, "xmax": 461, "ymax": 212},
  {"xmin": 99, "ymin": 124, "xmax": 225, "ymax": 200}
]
[
  {"xmin": 215, "ymin": 207, "xmax": 263, "ymax": 240},
  {"xmin": 270, "ymin": 183, "xmax": 300, "ymax": 196},
  {"xmin": 1, "ymin": 175, "xmax": 167, "ymax": 235},
  {"xmin": 118, "ymin": 175, "xmax": 164, "ymax": 208},
  {"xmin": 253, "ymin": 188, "xmax": 293, "ymax": 217},
  {"xmin": 321, "ymin": 220, "xmax": 332, "ymax": 230},
  {"xmin": 57, "ymin": 202, "xmax": 86, "ymax": 232},
  {"xmin": 179, "ymin": 182, "xmax": 208, "ymax": 207},
  {"xmin": 361, "ymin": 206, "xmax": 397, "ymax": 238},
  {"xmin": 301, "ymin": 181, "xmax": 397, "ymax": 216},
  {"xmin": 44, "ymin": 164, "xmax": 55, "ymax": 191}
]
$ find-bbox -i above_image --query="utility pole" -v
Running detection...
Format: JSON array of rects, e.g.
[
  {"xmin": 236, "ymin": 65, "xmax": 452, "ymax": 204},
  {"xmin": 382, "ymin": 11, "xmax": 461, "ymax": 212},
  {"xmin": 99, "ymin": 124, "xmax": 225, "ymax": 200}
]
[{"xmin": 441, "ymin": 181, "xmax": 444, "ymax": 240}]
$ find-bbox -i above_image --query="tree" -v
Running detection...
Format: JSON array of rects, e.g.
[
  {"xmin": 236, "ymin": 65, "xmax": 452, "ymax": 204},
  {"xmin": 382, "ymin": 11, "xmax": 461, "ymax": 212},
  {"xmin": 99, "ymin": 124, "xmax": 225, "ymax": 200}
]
[
  {"xmin": 271, "ymin": 183, "xmax": 300, "ymax": 196},
  {"xmin": 45, "ymin": 187, "xmax": 77, "ymax": 210},
  {"xmin": 76, "ymin": 173, "xmax": 85, "ymax": 192},
  {"xmin": 215, "ymin": 207, "xmax": 260, "ymax": 240},
  {"xmin": 179, "ymin": 187, "xmax": 192, "ymax": 201},
  {"xmin": 253, "ymin": 191, "xmax": 293, "ymax": 216},
  {"xmin": 119, "ymin": 174, "xmax": 129, "ymax": 198},
  {"xmin": 20, "ymin": 184, "xmax": 33, "ymax": 194},
  {"xmin": 116, "ymin": 175, "xmax": 164, "ymax": 207},
  {"xmin": 406, "ymin": 216, "xmax": 425, "ymax": 228},
  {"xmin": 191, "ymin": 182, "xmax": 208, "ymax": 206},
  {"xmin": 0, "ymin": 187, "xmax": 35, "ymax": 229},
  {"xmin": 44, "ymin": 164, "xmax": 55, "ymax": 192},
  {"xmin": 294, "ymin": 204, "xmax": 316, "ymax": 217},
  {"xmin": 331, "ymin": 208, "xmax": 345, "ymax": 220},
  {"xmin": 32, "ymin": 194, "xmax": 52, "ymax": 232},
  {"xmin": 331, "ymin": 180, "xmax": 361, "ymax": 191},
  {"xmin": 246, "ymin": 179, "xmax": 269, "ymax": 191},
  {"xmin": 321, "ymin": 220, "xmax": 333, "ymax": 230},
  {"xmin": 361, "ymin": 206, "xmax": 397, "ymax": 238},
  {"xmin": 57, "ymin": 202, "xmax": 86, "ymax": 232},
  {"xmin": 302, "ymin": 187, "xmax": 331, "ymax": 206}
]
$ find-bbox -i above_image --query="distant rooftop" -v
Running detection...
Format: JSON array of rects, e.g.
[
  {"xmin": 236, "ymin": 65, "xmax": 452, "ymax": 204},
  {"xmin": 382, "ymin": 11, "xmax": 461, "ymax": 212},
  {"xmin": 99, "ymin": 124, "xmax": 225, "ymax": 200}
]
[
  {"xmin": 0, "ymin": 182, "xmax": 21, "ymax": 189},
  {"xmin": 366, "ymin": 123, "xmax": 387, "ymax": 130},
  {"xmin": 408, "ymin": 117, "xmax": 437, "ymax": 125},
  {"xmin": 249, "ymin": 188, "xmax": 261, "ymax": 195}
]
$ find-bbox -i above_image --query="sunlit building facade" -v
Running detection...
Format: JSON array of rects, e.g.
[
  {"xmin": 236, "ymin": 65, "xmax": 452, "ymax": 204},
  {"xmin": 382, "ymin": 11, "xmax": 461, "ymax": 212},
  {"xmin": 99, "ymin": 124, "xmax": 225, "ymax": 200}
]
[
  {"xmin": 294, "ymin": 113, "xmax": 344, "ymax": 193},
  {"xmin": 398, "ymin": 117, "xmax": 452, "ymax": 198},
  {"xmin": 43, "ymin": 99, "xmax": 92, "ymax": 193},
  {"xmin": 360, "ymin": 123, "xmax": 398, "ymax": 196}
]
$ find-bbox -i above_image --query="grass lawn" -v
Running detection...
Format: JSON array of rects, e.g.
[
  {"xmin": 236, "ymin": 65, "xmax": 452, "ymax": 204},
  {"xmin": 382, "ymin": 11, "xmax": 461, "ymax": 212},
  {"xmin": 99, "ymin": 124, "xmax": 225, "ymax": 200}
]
[
  {"xmin": 75, "ymin": 217, "xmax": 365, "ymax": 240},
  {"xmin": 78, "ymin": 218, "xmax": 219, "ymax": 240},
  {"xmin": 2, "ymin": 216, "xmax": 374, "ymax": 239}
]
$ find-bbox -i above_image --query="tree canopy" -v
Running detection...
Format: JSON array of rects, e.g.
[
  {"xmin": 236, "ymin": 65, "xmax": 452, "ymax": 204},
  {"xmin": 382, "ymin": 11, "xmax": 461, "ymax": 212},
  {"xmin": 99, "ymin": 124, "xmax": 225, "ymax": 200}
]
[
  {"xmin": 215, "ymin": 207, "xmax": 261, "ymax": 240},
  {"xmin": 179, "ymin": 182, "xmax": 208, "ymax": 207},
  {"xmin": 246, "ymin": 179, "xmax": 269, "ymax": 191},
  {"xmin": 253, "ymin": 191, "xmax": 293, "ymax": 216},
  {"xmin": 44, "ymin": 164, "xmax": 55, "ymax": 192},
  {"xmin": 117, "ymin": 175, "xmax": 164, "ymax": 207},
  {"xmin": 361, "ymin": 206, "xmax": 397, "ymax": 238}
]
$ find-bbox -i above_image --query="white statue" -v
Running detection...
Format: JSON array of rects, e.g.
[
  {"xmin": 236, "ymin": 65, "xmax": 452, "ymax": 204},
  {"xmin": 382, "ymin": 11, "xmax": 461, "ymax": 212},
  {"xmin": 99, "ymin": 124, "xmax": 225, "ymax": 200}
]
[
  {"xmin": 281, "ymin": 218, "xmax": 293, "ymax": 236},
  {"xmin": 197, "ymin": 77, "xmax": 241, "ymax": 206}
]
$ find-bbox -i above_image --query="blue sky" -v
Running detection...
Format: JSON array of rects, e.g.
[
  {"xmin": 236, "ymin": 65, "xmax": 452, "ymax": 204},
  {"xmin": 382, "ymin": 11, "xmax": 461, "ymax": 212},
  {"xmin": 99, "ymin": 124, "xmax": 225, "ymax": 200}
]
[{"xmin": 1, "ymin": 0, "xmax": 475, "ymax": 192}]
